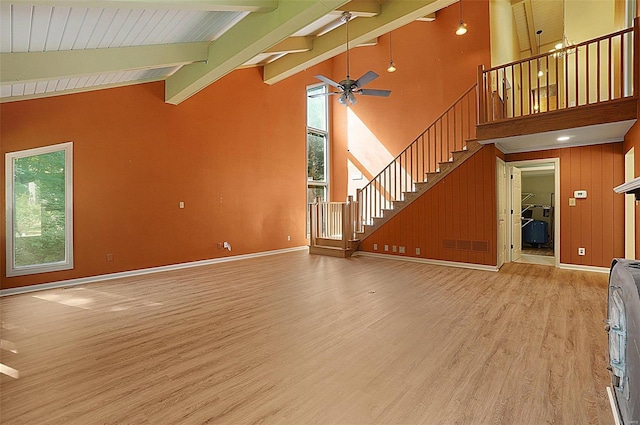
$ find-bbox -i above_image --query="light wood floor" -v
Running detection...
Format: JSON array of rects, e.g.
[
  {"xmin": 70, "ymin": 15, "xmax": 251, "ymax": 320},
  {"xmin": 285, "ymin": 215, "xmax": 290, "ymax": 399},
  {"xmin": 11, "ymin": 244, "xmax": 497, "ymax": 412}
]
[{"xmin": 1, "ymin": 252, "xmax": 613, "ymax": 424}]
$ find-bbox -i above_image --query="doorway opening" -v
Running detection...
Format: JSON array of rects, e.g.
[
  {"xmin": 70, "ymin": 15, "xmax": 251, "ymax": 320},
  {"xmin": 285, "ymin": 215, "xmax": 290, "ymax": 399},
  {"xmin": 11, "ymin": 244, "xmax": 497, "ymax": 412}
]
[{"xmin": 505, "ymin": 158, "xmax": 560, "ymax": 267}]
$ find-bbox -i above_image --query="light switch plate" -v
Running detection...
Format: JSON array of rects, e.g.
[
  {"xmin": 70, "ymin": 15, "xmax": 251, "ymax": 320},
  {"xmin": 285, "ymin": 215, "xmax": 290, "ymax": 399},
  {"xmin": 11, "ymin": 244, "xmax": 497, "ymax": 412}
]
[
  {"xmin": 574, "ymin": 190, "xmax": 587, "ymax": 199},
  {"xmin": 569, "ymin": 198, "xmax": 576, "ymax": 206}
]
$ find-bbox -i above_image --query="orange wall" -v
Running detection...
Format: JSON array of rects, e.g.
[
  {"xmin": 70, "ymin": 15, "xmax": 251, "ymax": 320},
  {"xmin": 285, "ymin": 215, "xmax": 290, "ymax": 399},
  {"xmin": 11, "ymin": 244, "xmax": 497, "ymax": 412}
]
[
  {"xmin": 359, "ymin": 145, "xmax": 499, "ymax": 266},
  {"xmin": 506, "ymin": 143, "xmax": 625, "ymax": 268},
  {"xmin": 329, "ymin": 0, "xmax": 491, "ymax": 201},
  {"xmin": 1, "ymin": 64, "xmax": 332, "ymax": 290}
]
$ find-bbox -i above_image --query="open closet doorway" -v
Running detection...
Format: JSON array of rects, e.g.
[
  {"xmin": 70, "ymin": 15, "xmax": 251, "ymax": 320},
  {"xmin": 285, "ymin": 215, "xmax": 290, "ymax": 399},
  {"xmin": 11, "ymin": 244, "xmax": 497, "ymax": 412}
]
[{"xmin": 506, "ymin": 159, "xmax": 560, "ymax": 267}]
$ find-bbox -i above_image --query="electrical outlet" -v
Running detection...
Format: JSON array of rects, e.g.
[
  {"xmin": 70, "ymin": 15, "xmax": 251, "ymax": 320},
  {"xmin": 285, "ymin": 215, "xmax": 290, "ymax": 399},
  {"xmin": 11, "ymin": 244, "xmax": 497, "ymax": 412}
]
[
  {"xmin": 179, "ymin": 201, "xmax": 184, "ymax": 209},
  {"xmin": 217, "ymin": 242, "xmax": 223, "ymax": 249},
  {"xmin": 399, "ymin": 246, "xmax": 405, "ymax": 254},
  {"xmin": 373, "ymin": 243, "xmax": 378, "ymax": 250},
  {"xmin": 416, "ymin": 248, "xmax": 421, "ymax": 255},
  {"xmin": 384, "ymin": 244, "xmax": 389, "ymax": 252},
  {"xmin": 578, "ymin": 247, "xmax": 585, "ymax": 256},
  {"xmin": 287, "ymin": 235, "xmax": 291, "ymax": 241},
  {"xmin": 106, "ymin": 253, "xmax": 114, "ymax": 262}
]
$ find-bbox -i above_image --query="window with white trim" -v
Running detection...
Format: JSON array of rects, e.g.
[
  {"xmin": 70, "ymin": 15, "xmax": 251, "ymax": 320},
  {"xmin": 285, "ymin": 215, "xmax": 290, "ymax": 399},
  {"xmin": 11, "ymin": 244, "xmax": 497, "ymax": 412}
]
[
  {"xmin": 307, "ymin": 84, "xmax": 329, "ymax": 205},
  {"xmin": 5, "ymin": 142, "xmax": 73, "ymax": 277}
]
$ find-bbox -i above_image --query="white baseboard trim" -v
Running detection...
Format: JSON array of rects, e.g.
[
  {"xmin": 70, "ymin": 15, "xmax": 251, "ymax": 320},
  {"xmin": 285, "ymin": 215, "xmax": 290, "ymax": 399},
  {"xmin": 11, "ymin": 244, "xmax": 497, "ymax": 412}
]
[
  {"xmin": 559, "ymin": 263, "xmax": 610, "ymax": 274},
  {"xmin": 352, "ymin": 251, "xmax": 499, "ymax": 272},
  {"xmin": 1, "ymin": 246, "xmax": 308, "ymax": 297}
]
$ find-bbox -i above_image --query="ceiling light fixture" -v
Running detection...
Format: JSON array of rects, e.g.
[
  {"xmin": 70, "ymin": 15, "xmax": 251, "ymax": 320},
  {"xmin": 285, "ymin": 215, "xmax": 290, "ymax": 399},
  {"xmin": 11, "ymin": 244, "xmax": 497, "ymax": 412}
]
[
  {"xmin": 455, "ymin": 0, "xmax": 467, "ymax": 35},
  {"xmin": 387, "ymin": 32, "xmax": 396, "ymax": 72},
  {"xmin": 557, "ymin": 136, "xmax": 571, "ymax": 141}
]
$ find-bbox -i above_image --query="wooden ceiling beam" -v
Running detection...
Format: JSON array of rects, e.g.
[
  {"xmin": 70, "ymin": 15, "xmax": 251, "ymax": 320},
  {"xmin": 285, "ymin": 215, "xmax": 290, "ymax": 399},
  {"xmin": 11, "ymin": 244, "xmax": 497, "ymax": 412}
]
[
  {"xmin": 0, "ymin": 42, "xmax": 209, "ymax": 84},
  {"xmin": 165, "ymin": 0, "xmax": 350, "ymax": 104},
  {"xmin": 263, "ymin": 0, "xmax": 456, "ymax": 85}
]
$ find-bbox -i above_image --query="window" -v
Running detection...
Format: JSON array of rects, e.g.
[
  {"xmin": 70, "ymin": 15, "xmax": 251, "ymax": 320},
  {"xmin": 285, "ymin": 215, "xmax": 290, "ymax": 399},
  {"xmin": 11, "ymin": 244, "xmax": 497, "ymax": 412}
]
[
  {"xmin": 307, "ymin": 84, "xmax": 329, "ymax": 205},
  {"xmin": 5, "ymin": 142, "xmax": 73, "ymax": 277}
]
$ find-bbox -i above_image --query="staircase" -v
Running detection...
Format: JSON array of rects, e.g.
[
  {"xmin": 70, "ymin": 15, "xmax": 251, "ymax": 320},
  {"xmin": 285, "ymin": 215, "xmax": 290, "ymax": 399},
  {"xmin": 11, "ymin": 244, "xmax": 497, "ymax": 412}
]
[
  {"xmin": 354, "ymin": 84, "xmax": 479, "ymax": 242},
  {"xmin": 309, "ymin": 84, "xmax": 480, "ymax": 256}
]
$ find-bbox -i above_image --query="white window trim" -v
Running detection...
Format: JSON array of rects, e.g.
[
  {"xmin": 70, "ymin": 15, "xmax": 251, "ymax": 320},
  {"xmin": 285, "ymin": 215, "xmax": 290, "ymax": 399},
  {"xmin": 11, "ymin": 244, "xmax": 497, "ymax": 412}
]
[
  {"xmin": 5, "ymin": 142, "xmax": 74, "ymax": 277},
  {"xmin": 306, "ymin": 83, "xmax": 330, "ymax": 202}
]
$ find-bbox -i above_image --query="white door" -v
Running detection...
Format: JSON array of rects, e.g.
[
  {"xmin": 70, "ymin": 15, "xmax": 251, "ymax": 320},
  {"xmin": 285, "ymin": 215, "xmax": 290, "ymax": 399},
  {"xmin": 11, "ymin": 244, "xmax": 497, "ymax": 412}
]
[
  {"xmin": 497, "ymin": 158, "xmax": 507, "ymax": 268},
  {"xmin": 511, "ymin": 166, "xmax": 522, "ymax": 262}
]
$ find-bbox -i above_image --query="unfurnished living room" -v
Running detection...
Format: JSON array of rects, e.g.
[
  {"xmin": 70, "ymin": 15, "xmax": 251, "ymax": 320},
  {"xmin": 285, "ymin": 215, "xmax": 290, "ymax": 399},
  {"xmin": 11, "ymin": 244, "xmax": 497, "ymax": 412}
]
[{"xmin": 1, "ymin": 0, "xmax": 639, "ymax": 424}]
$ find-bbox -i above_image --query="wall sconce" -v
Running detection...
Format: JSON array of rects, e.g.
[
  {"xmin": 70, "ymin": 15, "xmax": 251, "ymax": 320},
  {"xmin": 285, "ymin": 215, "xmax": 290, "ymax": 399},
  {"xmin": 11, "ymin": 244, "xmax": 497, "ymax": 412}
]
[
  {"xmin": 456, "ymin": 0, "xmax": 467, "ymax": 35},
  {"xmin": 387, "ymin": 32, "xmax": 396, "ymax": 72}
]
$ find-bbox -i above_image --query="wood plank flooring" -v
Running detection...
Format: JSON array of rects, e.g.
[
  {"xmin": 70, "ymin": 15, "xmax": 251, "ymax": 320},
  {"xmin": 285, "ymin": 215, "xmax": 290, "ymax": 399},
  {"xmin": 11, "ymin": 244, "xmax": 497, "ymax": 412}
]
[{"xmin": 0, "ymin": 252, "xmax": 613, "ymax": 424}]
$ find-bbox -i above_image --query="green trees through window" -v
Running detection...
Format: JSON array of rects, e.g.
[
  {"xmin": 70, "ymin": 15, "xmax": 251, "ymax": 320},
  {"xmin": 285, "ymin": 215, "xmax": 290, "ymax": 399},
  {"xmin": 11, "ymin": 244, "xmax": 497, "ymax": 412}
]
[
  {"xmin": 6, "ymin": 143, "xmax": 73, "ymax": 276},
  {"xmin": 307, "ymin": 84, "xmax": 329, "ymax": 205}
]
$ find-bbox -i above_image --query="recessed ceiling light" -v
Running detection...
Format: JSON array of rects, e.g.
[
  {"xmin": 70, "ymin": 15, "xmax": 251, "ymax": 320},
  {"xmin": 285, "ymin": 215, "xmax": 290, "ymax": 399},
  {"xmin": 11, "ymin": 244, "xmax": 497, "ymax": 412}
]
[{"xmin": 557, "ymin": 136, "xmax": 571, "ymax": 141}]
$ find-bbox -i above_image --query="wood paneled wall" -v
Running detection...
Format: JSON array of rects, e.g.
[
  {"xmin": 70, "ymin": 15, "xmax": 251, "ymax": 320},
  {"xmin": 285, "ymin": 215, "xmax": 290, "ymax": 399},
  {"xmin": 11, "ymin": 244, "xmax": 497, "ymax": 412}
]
[
  {"xmin": 359, "ymin": 146, "xmax": 498, "ymax": 266},
  {"xmin": 506, "ymin": 143, "xmax": 625, "ymax": 268}
]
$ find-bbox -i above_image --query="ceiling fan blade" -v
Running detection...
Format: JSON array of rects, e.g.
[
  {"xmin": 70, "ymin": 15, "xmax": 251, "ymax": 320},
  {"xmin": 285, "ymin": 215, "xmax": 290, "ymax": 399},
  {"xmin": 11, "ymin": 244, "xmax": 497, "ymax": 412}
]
[
  {"xmin": 359, "ymin": 89, "xmax": 391, "ymax": 97},
  {"xmin": 308, "ymin": 92, "xmax": 340, "ymax": 98},
  {"xmin": 314, "ymin": 74, "xmax": 343, "ymax": 89},
  {"xmin": 355, "ymin": 71, "xmax": 379, "ymax": 88}
]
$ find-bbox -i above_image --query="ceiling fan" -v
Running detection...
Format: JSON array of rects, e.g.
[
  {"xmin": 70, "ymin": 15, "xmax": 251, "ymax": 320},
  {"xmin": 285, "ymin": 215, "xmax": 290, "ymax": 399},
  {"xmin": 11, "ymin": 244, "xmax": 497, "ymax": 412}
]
[{"xmin": 309, "ymin": 11, "xmax": 391, "ymax": 106}]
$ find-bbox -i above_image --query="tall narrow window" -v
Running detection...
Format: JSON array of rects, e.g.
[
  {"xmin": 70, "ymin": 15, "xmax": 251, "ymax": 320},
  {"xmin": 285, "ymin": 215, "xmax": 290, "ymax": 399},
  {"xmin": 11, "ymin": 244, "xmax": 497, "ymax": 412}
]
[
  {"xmin": 6, "ymin": 142, "xmax": 73, "ymax": 277},
  {"xmin": 307, "ymin": 84, "xmax": 329, "ymax": 206}
]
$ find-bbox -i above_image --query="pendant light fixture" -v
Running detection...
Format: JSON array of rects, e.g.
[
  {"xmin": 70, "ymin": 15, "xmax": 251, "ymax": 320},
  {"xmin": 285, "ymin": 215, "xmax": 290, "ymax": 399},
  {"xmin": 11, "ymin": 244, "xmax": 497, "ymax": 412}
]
[
  {"xmin": 387, "ymin": 32, "xmax": 396, "ymax": 72},
  {"xmin": 455, "ymin": 0, "xmax": 467, "ymax": 35},
  {"xmin": 536, "ymin": 29, "xmax": 544, "ymax": 77}
]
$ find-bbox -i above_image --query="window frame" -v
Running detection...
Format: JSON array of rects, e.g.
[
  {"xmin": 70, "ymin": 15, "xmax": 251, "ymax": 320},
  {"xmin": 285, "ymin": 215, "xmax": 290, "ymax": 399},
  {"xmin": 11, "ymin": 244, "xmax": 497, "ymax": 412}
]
[
  {"xmin": 306, "ymin": 83, "xmax": 330, "ymax": 205},
  {"xmin": 5, "ymin": 142, "xmax": 74, "ymax": 277}
]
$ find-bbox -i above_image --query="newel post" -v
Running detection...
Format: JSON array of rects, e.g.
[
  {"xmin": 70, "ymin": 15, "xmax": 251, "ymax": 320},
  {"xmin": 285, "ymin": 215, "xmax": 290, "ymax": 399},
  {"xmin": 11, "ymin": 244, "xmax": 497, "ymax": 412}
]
[
  {"xmin": 477, "ymin": 64, "xmax": 486, "ymax": 124},
  {"xmin": 356, "ymin": 189, "xmax": 363, "ymax": 232}
]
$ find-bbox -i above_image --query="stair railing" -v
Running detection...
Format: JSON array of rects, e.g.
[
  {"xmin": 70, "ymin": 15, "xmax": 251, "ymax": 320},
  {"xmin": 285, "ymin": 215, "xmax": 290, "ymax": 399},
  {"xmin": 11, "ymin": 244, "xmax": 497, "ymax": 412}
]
[
  {"xmin": 478, "ymin": 18, "xmax": 637, "ymax": 123},
  {"xmin": 310, "ymin": 196, "xmax": 359, "ymax": 250},
  {"xmin": 356, "ymin": 84, "xmax": 478, "ymax": 230}
]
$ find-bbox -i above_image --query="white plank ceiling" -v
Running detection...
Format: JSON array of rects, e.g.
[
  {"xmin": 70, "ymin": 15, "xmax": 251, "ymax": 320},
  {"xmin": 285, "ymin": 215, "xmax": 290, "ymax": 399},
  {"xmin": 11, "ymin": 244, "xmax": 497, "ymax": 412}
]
[{"xmin": 0, "ymin": 0, "xmax": 568, "ymax": 104}]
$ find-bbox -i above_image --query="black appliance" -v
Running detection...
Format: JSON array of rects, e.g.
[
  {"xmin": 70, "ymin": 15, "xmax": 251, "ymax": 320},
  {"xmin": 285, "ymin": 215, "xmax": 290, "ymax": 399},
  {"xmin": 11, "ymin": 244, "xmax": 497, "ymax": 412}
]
[{"xmin": 607, "ymin": 259, "xmax": 640, "ymax": 424}]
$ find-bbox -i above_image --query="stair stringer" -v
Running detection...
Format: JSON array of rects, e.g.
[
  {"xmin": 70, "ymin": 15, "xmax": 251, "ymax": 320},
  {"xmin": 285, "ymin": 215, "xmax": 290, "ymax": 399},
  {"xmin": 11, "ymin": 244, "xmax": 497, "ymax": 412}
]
[{"xmin": 354, "ymin": 139, "xmax": 482, "ymax": 244}]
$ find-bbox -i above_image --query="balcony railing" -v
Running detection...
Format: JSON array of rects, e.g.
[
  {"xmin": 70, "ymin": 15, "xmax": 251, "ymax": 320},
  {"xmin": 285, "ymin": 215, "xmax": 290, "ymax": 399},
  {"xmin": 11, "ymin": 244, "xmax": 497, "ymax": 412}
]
[{"xmin": 479, "ymin": 20, "xmax": 637, "ymax": 124}]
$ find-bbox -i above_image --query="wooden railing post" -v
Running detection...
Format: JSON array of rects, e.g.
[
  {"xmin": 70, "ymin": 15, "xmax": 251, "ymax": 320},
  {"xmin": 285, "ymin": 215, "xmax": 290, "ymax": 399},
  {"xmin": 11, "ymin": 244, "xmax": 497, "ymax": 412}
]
[
  {"xmin": 477, "ymin": 64, "xmax": 486, "ymax": 124},
  {"xmin": 356, "ymin": 189, "xmax": 363, "ymax": 233}
]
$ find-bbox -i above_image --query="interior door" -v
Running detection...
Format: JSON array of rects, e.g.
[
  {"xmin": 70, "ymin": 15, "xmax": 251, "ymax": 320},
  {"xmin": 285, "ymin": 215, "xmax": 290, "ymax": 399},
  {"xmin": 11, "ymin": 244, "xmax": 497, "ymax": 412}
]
[
  {"xmin": 511, "ymin": 166, "xmax": 522, "ymax": 262},
  {"xmin": 497, "ymin": 158, "xmax": 507, "ymax": 268}
]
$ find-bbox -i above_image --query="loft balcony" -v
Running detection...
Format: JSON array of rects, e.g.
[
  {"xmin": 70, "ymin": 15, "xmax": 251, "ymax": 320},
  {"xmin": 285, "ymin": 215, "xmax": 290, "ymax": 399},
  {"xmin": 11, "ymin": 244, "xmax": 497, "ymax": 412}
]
[{"xmin": 476, "ymin": 19, "xmax": 639, "ymax": 153}]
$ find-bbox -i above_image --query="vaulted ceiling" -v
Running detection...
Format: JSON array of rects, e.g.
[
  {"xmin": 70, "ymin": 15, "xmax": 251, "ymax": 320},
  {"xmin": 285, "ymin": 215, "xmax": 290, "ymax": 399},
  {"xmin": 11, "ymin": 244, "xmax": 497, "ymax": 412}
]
[{"xmin": 0, "ymin": 0, "xmax": 456, "ymax": 105}]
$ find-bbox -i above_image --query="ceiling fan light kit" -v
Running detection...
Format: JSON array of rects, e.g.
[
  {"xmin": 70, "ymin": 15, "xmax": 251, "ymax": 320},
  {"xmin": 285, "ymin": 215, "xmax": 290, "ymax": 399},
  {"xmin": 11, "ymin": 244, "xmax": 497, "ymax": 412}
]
[{"xmin": 309, "ymin": 11, "xmax": 391, "ymax": 106}]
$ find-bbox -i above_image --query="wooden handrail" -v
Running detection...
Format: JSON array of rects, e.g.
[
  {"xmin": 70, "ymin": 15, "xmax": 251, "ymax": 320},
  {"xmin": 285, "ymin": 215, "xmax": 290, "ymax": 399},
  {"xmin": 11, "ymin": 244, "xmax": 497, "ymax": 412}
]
[{"xmin": 480, "ymin": 23, "xmax": 636, "ymax": 123}]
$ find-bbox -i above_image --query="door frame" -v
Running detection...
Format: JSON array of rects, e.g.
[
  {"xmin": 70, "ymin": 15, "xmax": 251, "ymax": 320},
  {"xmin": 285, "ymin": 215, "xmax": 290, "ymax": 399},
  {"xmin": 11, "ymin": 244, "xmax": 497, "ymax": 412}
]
[
  {"xmin": 505, "ymin": 158, "xmax": 560, "ymax": 267},
  {"xmin": 625, "ymin": 147, "xmax": 635, "ymax": 259},
  {"xmin": 496, "ymin": 157, "xmax": 507, "ymax": 269}
]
